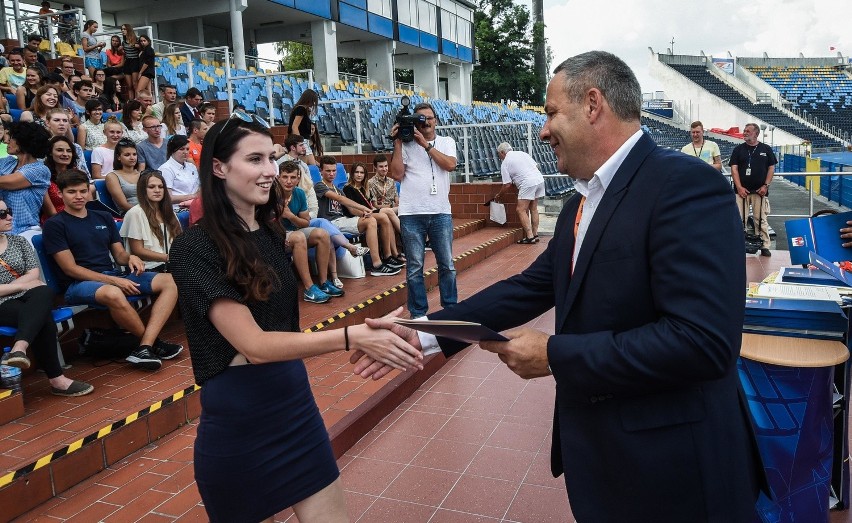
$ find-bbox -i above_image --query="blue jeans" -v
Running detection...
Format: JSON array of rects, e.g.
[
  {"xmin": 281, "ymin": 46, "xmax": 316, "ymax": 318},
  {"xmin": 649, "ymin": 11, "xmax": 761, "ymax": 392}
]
[{"xmin": 400, "ymin": 213, "xmax": 456, "ymax": 317}]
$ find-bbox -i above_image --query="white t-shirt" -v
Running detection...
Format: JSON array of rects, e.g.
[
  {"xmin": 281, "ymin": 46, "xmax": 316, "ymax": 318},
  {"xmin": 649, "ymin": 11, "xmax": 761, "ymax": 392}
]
[
  {"xmin": 119, "ymin": 205, "xmax": 173, "ymax": 270},
  {"xmin": 500, "ymin": 150, "xmax": 544, "ymax": 189},
  {"xmin": 398, "ymin": 135, "xmax": 456, "ymax": 215},
  {"xmin": 90, "ymin": 146, "xmax": 114, "ymax": 169},
  {"xmin": 160, "ymin": 157, "xmax": 200, "ymax": 196}
]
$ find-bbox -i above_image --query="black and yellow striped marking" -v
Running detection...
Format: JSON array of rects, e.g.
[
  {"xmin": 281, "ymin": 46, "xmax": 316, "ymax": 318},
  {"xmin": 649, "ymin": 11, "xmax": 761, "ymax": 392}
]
[
  {"xmin": 0, "ymin": 384, "xmax": 201, "ymax": 489},
  {"xmin": 0, "ymin": 389, "xmax": 13, "ymax": 401},
  {"xmin": 305, "ymin": 227, "xmax": 521, "ymax": 333}
]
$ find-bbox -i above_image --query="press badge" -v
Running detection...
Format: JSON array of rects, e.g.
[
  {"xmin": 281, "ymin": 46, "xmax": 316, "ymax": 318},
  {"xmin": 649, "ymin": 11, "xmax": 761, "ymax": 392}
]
[
  {"xmin": 430, "ymin": 184, "xmax": 438, "ymax": 195},
  {"xmin": 745, "ymin": 168, "xmax": 751, "ymax": 176}
]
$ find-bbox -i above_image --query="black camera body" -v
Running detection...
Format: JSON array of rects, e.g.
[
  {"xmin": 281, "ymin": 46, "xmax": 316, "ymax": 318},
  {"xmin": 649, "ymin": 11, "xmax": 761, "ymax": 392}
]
[{"xmin": 391, "ymin": 96, "xmax": 426, "ymax": 142}]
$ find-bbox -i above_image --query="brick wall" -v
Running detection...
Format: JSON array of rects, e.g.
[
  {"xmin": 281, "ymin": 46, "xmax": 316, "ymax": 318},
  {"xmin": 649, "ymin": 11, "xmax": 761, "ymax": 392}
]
[{"xmin": 449, "ymin": 182, "xmax": 522, "ymax": 228}]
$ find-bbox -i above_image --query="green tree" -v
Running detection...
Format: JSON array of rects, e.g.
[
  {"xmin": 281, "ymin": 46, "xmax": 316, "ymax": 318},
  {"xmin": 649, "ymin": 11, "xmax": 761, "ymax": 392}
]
[
  {"xmin": 472, "ymin": 0, "xmax": 546, "ymax": 105},
  {"xmin": 274, "ymin": 41, "xmax": 313, "ymax": 72}
]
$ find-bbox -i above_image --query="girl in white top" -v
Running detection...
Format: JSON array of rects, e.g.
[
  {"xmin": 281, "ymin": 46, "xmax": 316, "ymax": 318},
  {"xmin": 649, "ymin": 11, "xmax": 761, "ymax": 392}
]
[
  {"xmin": 76, "ymin": 99, "xmax": 106, "ymax": 150},
  {"xmin": 120, "ymin": 170, "xmax": 182, "ymax": 271},
  {"xmin": 159, "ymin": 135, "xmax": 199, "ymax": 211},
  {"xmin": 161, "ymin": 102, "xmax": 187, "ymax": 138},
  {"xmin": 121, "ymin": 99, "xmax": 147, "ymax": 143},
  {"xmin": 90, "ymin": 118, "xmax": 125, "ymax": 179}
]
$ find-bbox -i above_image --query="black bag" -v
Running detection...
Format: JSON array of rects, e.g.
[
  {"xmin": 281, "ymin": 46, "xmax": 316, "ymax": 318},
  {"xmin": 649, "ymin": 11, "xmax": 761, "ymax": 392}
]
[
  {"xmin": 742, "ymin": 195, "xmax": 764, "ymax": 254},
  {"xmin": 78, "ymin": 328, "xmax": 140, "ymax": 361}
]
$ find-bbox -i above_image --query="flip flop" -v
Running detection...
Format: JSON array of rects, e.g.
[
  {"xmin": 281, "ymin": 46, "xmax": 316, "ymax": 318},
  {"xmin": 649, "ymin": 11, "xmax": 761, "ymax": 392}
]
[{"xmin": 517, "ymin": 237, "xmax": 535, "ymax": 244}]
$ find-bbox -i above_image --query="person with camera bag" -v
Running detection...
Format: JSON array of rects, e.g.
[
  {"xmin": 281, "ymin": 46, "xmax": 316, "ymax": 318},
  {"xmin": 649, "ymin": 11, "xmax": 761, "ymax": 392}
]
[
  {"xmin": 389, "ymin": 100, "xmax": 458, "ymax": 318},
  {"xmin": 729, "ymin": 122, "xmax": 777, "ymax": 257}
]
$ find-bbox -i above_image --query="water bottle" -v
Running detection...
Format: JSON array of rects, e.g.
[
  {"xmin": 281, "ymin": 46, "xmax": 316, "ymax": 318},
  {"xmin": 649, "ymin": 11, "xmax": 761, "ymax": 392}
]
[{"xmin": 0, "ymin": 347, "xmax": 22, "ymax": 394}]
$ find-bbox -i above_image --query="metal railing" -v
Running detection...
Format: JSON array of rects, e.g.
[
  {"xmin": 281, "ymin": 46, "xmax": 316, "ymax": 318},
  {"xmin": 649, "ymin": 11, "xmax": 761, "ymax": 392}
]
[
  {"xmin": 318, "ymin": 94, "xmax": 403, "ymax": 155},
  {"xmin": 229, "ymin": 69, "xmax": 315, "ymax": 126},
  {"xmin": 439, "ymin": 121, "xmax": 537, "ymax": 183},
  {"xmin": 725, "ymin": 171, "xmax": 852, "ymax": 218},
  {"xmin": 155, "ymin": 46, "xmax": 231, "ymax": 107},
  {"xmin": 8, "ymin": 8, "xmax": 83, "ymax": 58}
]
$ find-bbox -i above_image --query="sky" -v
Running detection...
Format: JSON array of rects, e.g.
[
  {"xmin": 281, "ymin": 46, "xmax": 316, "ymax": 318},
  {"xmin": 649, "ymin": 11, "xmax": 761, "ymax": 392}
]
[{"xmin": 260, "ymin": 0, "xmax": 852, "ymax": 97}]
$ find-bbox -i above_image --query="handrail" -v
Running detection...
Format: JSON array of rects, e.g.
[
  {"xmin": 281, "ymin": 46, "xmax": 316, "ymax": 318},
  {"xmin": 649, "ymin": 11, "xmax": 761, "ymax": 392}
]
[{"xmin": 723, "ymin": 171, "xmax": 852, "ymax": 218}]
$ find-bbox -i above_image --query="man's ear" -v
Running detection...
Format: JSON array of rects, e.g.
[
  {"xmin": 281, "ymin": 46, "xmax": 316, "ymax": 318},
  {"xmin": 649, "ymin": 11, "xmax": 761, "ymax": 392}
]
[{"xmin": 212, "ymin": 158, "xmax": 227, "ymax": 180}]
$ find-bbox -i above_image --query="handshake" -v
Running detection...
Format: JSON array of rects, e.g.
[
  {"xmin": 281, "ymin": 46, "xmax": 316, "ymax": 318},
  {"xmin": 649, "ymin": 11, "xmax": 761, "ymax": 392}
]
[{"xmin": 348, "ymin": 307, "xmax": 553, "ymax": 381}]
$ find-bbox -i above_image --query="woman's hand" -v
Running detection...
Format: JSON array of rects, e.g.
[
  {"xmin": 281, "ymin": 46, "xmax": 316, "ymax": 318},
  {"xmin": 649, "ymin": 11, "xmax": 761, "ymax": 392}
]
[{"xmin": 346, "ymin": 321, "xmax": 423, "ymax": 373}]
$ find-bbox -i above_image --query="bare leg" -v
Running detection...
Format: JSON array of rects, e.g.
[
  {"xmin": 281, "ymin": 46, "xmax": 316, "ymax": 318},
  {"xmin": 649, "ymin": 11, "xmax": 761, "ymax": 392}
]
[
  {"xmin": 291, "ymin": 478, "xmax": 348, "ymax": 523},
  {"xmin": 308, "ymin": 228, "xmax": 331, "ymax": 282},
  {"xmin": 95, "ymin": 285, "xmax": 146, "ymax": 339},
  {"xmin": 141, "ymin": 273, "xmax": 179, "ymax": 346},
  {"xmin": 288, "ymin": 232, "xmax": 314, "ymax": 288},
  {"xmin": 380, "ymin": 207, "xmax": 401, "ymax": 234},
  {"xmin": 358, "ymin": 216, "xmax": 382, "ymax": 267},
  {"xmin": 529, "ymin": 198, "xmax": 540, "ymax": 236},
  {"xmin": 373, "ymin": 212, "xmax": 396, "ymax": 258},
  {"xmin": 515, "ymin": 199, "xmax": 533, "ymax": 239}
]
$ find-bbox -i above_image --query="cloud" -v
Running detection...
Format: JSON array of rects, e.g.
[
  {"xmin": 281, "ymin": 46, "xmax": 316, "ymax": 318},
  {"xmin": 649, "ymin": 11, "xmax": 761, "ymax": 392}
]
[{"xmin": 542, "ymin": 0, "xmax": 852, "ymax": 93}]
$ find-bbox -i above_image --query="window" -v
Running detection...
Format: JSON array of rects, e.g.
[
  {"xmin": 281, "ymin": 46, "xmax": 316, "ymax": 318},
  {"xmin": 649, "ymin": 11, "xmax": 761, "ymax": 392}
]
[
  {"xmin": 367, "ymin": 0, "xmax": 392, "ymax": 18},
  {"xmin": 397, "ymin": 0, "xmax": 417, "ymax": 27},
  {"xmin": 418, "ymin": 0, "xmax": 437, "ymax": 34}
]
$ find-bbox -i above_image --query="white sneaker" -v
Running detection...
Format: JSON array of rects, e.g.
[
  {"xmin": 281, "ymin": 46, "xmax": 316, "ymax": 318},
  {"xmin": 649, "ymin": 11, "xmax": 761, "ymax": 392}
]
[
  {"xmin": 332, "ymin": 277, "xmax": 344, "ymax": 288},
  {"xmin": 353, "ymin": 245, "xmax": 370, "ymax": 257}
]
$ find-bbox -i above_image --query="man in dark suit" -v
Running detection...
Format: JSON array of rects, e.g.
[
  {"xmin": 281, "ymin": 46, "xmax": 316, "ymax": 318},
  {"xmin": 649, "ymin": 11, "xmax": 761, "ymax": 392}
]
[
  {"xmin": 180, "ymin": 87, "xmax": 204, "ymax": 127},
  {"xmin": 355, "ymin": 51, "xmax": 765, "ymax": 521}
]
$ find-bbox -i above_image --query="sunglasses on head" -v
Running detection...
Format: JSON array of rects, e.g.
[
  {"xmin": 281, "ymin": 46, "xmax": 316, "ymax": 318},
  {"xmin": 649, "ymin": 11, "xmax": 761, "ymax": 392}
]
[
  {"xmin": 0, "ymin": 208, "xmax": 13, "ymax": 219},
  {"xmin": 117, "ymin": 138, "xmax": 135, "ymax": 146},
  {"xmin": 221, "ymin": 111, "xmax": 270, "ymax": 134}
]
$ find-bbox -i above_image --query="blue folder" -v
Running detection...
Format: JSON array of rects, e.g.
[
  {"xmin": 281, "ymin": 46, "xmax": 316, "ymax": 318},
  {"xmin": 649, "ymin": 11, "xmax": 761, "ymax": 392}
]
[{"xmin": 785, "ymin": 211, "xmax": 852, "ymax": 265}]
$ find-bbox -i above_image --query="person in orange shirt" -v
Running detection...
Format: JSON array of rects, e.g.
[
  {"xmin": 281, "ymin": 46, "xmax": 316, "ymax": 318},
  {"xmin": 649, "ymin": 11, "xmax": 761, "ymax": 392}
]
[{"xmin": 186, "ymin": 119, "xmax": 208, "ymax": 166}]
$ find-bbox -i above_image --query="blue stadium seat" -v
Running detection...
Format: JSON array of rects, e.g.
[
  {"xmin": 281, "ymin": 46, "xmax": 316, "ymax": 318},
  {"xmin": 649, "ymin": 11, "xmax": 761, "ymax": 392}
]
[
  {"xmin": 93, "ymin": 179, "xmax": 119, "ymax": 212},
  {"xmin": 83, "ymin": 149, "xmax": 93, "ymax": 174},
  {"xmin": 308, "ymin": 164, "xmax": 321, "ymax": 184}
]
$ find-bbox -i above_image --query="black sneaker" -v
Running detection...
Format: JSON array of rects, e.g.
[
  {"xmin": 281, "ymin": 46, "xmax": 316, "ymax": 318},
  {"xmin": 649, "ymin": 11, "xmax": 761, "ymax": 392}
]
[
  {"xmin": 384, "ymin": 256, "xmax": 404, "ymax": 269},
  {"xmin": 371, "ymin": 263, "xmax": 401, "ymax": 276},
  {"xmin": 153, "ymin": 339, "xmax": 184, "ymax": 360},
  {"xmin": 760, "ymin": 248, "xmax": 772, "ymax": 257},
  {"xmin": 126, "ymin": 346, "xmax": 162, "ymax": 371}
]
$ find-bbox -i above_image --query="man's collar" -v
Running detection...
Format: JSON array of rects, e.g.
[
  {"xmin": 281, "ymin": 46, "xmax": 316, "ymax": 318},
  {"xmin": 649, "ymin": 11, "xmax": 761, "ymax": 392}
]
[{"xmin": 574, "ymin": 129, "xmax": 644, "ymax": 196}]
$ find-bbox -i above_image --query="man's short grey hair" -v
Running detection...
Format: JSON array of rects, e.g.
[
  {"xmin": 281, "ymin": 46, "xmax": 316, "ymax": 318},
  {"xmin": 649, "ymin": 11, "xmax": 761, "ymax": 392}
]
[
  {"xmin": 552, "ymin": 51, "xmax": 641, "ymax": 122},
  {"xmin": 744, "ymin": 123, "xmax": 760, "ymax": 134},
  {"xmin": 496, "ymin": 142, "xmax": 513, "ymax": 155}
]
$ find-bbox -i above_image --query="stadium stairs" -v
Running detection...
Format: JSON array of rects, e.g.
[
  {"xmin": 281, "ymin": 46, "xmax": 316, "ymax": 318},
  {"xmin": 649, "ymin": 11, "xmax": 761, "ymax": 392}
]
[{"xmin": 0, "ymin": 182, "xmax": 537, "ymax": 521}]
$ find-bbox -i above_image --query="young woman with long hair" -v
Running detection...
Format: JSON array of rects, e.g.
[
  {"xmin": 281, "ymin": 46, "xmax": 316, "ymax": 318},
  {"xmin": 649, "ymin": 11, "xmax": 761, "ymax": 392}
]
[
  {"xmin": 20, "ymin": 84, "xmax": 59, "ymax": 128},
  {"xmin": 120, "ymin": 24, "xmax": 140, "ymax": 99},
  {"xmin": 287, "ymin": 88, "xmax": 319, "ymax": 165},
  {"xmin": 161, "ymin": 102, "xmax": 186, "ymax": 137},
  {"xmin": 105, "ymin": 138, "xmax": 141, "ymax": 212},
  {"xmin": 103, "ymin": 35, "xmax": 125, "ymax": 78},
  {"xmin": 41, "ymin": 135, "xmax": 78, "ymax": 221},
  {"xmin": 15, "ymin": 66, "xmax": 44, "ymax": 110},
  {"xmin": 120, "ymin": 170, "xmax": 181, "ymax": 272},
  {"xmin": 121, "ymin": 99, "xmax": 146, "ymax": 143},
  {"xmin": 91, "ymin": 68, "xmax": 106, "ymax": 96},
  {"xmin": 90, "ymin": 118, "xmax": 125, "ymax": 179},
  {"xmin": 136, "ymin": 35, "xmax": 155, "ymax": 96},
  {"xmin": 98, "ymin": 75, "xmax": 125, "ymax": 113},
  {"xmin": 309, "ymin": 121, "xmax": 323, "ymax": 157},
  {"xmin": 169, "ymin": 116, "xmax": 421, "ymax": 523},
  {"xmin": 343, "ymin": 162, "xmax": 404, "ymax": 266},
  {"xmin": 0, "ymin": 198, "xmax": 93, "ymax": 396},
  {"xmin": 76, "ymin": 99, "xmax": 106, "ymax": 150},
  {"xmin": 81, "ymin": 20, "xmax": 106, "ymax": 79}
]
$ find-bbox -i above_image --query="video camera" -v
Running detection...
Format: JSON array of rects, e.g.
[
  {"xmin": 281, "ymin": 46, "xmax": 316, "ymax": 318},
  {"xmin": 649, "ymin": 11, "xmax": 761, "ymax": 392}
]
[{"xmin": 391, "ymin": 96, "xmax": 426, "ymax": 142}]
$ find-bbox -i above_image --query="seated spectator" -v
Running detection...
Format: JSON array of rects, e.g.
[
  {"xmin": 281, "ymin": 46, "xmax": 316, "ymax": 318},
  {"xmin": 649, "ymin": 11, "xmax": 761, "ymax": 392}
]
[
  {"xmin": 180, "ymin": 87, "xmax": 203, "ymax": 126},
  {"xmin": 159, "ymin": 135, "xmax": 198, "ymax": 213},
  {"xmin": 186, "ymin": 119, "xmax": 208, "ymax": 166},
  {"xmin": 91, "ymin": 69, "xmax": 106, "ymax": 96},
  {"xmin": 343, "ymin": 162, "xmax": 403, "ymax": 264},
  {"xmin": 0, "ymin": 198, "xmax": 93, "ymax": 396},
  {"xmin": 16, "ymin": 66, "xmax": 44, "ymax": 110},
  {"xmin": 277, "ymin": 161, "xmax": 343, "ymax": 303},
  {"xmin": 54, "ymin": 58, "xmax": 80, "ymax": 93},
  {"xmin": 41, "ymin": 135, "xmax": 77, "ymax": 221},
  {"xmin": 43, "ymin": 169, "xmax": 183, "ymax": 371},
  {"xmin": 20, "ymin": 84, "xmax": 61, "ymax": 128},
  {"xmin": 103, "ymin": 36, "xmax": 125, "ymax": 79},
  {"xmin": 136, "ymin": 35, "xmax": 155, "ymax": 97},
  {"xmin": 121, "ymin": 99, "xmax": 146, "ymax": 143},
  {"xmin": 0, "ymin": 122, "xmax": 51, "ymax": 239},
  {"xmin": 149, "ymin": 84, "xmax": 176, "ymax": 120},
  {"xmin": 0, "ymin": 51, "xmax": 28, "ymax": 95},
  {"xmin": 314, "ymin": 155, "xmax": 399, "ymax": 277},
  {"xmin": 120, "ymin": 169, "xmax": 181, "ymax": 272},
  {"xmin": 81, "ymin": 20, "xmax": 105, "ymax": 79},
  {"xmin": 136, "ymin": 115, "xmax": 167, "ymax": 170},
  {"xmin": 22, "ymin": 47, "xmax": 48, "ymax": 78},
  {"xmin": 105, "ymin": 139, "xmax": 140, "ymax": 212},
  {"xmin": 61, "ymin": 79, "xmax": 95, "ymax": 122},
  {"xmin": 90, "ymin": 118, "xmax": 125, "ymax": 179},
  {"xmin": 77, "ymin": 99, "xmax": 106, "ymax": 150},
  {"xmin": 160, "ymin": 102, "xmax": 186, "ymax": 137},
  {"xmin": 98, "ymin": 75, "xmax": 125, "ymax": 113},
  {"xmin": 23, "ymin": 34, "xmax": 48, "ymax": 66},
  {"xmin": 135, "ymin": 91, "xmax": 153, "ymax": 115},
  {"xmin": 198, "ymin": 102, "xmax": 216, "ymax": 124},
  {"xmin": 368, "ymin": 154, "xmax": 399, "ymax": 213},
  {"xmin": 45, "ymin": 108, "xmax": 90, "ymax": 177}
]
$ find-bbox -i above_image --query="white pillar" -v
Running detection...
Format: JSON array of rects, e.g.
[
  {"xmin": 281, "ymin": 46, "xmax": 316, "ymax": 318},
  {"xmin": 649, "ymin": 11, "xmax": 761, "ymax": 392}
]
[
  {"xmin": 230, "ymin": 0, "xmax": 246, "ymax": 71},
  {"xmin": 83, "ymin": 0, "xmax": 102, "ymax": 25},
  {"xmin": 459, "ymin": 62, "xmax": 473, "ymax": 105},
  {"xmin": 411, "ymin": 54, "xmax": 438, "ymax": 99},
  {"xmin": 365, "ymin": 41, "xmax": 394, "ymax": 91},
  {"xmin": 311, "ymin": 20, "xmax": 338, "ymax": 86},
  {"xmin": 446, "ymin": 63, "xmax": 463, "ymax": 103}
]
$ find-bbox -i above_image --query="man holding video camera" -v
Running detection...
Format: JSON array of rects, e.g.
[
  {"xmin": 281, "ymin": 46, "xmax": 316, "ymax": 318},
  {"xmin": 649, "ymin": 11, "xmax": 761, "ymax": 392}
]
[{"xmin": 389, "ymin": 100, "xmax": 458, "ymax": 318}]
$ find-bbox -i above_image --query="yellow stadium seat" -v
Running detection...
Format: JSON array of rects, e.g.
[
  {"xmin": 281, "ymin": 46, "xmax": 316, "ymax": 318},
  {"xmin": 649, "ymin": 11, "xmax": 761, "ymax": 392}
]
[{"xmin": 39, "ymin": 40, "xmax": 50, "ymax": 52}]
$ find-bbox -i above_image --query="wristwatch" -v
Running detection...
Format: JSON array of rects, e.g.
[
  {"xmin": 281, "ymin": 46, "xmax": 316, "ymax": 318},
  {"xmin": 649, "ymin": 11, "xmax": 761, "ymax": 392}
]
[{"xmin": 425, "ymin": 144, "xmax": 434, "ymax": 152}]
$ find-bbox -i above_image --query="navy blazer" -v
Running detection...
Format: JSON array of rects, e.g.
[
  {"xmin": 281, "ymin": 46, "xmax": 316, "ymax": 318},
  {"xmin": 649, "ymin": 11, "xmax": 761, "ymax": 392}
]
[
  {"xmin": 432, "ymin": 133, "xmax": 765, "ymax": 522},
  {"xmin": 180, "ymin": 102, "xmax": 196, "ymax": 127}
]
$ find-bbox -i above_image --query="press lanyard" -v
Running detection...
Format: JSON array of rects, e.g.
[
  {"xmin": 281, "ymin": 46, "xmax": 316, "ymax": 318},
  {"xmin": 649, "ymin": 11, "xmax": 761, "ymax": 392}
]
[{"xmin": 692, "ymin": 143, "xmax": 704, "ymax": 159}]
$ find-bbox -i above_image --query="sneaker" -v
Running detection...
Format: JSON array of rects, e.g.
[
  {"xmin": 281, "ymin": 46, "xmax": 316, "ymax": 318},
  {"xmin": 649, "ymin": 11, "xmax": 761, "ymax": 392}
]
[
  {"xmin": 371, "ymin": 263, "xmax": 401, "ymax": 276},
  {"xmin": 384, "ymin": 256, "xmax": 404, "ymax": 269},
  {"xmin": 319, "ymin": 280, "xmax": 344, "ymax": 297},
  {"xmin": 303, "ymin": 284, "xmax": 331, "ymax": 303},
  {"xmin": 353, "ymin": 245, "xmax": 370, "ymax": 257},
  {"xmin": 51, "ymin": 380, "xmax": 94, "ymax": 397},
  {"xmin": 153, "ymin": 339, "xmax": 183, "ymax": 360},
  {"xmin": 2, "ymin": 350, "xmax": 30, "ymax": 369},
  {"xmin": 760, "ymin": 248, "xmax": 772, "ymax": 257},
  {"xmin": 126, "ymin": 346, "xmax": 162, "ymax": 371},
  {"xmin": 332, "ymin": 277, "xmax": 345, "ymax": 289}
]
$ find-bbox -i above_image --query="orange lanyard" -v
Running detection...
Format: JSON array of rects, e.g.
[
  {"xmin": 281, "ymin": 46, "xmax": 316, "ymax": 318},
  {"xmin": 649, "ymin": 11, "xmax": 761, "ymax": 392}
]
[{"xmin": 571, "ymin": 196, "xmax": 586, "ymax": 274}]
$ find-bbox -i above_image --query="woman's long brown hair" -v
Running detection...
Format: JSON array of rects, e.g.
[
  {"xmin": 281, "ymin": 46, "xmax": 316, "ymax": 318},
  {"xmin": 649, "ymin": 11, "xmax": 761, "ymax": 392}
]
[{"xmin": 136, "ymin": 170, "xmax": 182, "ymax": 247}]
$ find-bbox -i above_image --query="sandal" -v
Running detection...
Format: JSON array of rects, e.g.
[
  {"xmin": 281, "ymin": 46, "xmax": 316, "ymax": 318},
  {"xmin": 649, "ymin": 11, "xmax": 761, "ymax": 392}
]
[
  {"xmin": 532, "ymin": 235, "xmax": 540, "ymax": 243},
  {"xmin": 517, "ymin": 237, "xmax": 535, "ymax": 244}
]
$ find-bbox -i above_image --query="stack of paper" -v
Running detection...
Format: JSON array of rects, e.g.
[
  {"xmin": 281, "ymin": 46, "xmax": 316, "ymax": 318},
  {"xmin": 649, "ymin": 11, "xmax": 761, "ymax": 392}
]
[
  {"xmin": 744, "ymin": 296, "xmax": 848, "ymax": 340},
  {"xmin": 777, "ymin": 267, "xmax": 851, "ymax": 287}
]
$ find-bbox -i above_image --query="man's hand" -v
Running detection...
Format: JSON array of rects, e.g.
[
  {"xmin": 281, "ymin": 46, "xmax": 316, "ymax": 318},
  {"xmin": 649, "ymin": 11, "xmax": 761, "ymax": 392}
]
[
  {"xmin": 350, "ymin": 307, "xmax": 422, "ymax": 380},
  {"xmin": 110, "ymin": 275, "xmax": 141, "ymax": 295},
  {"xmin": 841, "ymin": 220, "xmax": 852, "ymax": 248},
  {"xmin": 480, "ymin": 327, "xmax": 552, "ymax": 379},
  {"xmin": 413, "ymin": 128, "xmax": 428, "ymax": 149},
  {"xmin": 756, "ymin": 185, "xmax": 768, "ymax": 197},
  {"xmin": 390, "ymin": 123, "xmax": 400, "ymax": 140},
  {"xmin": 127, "ymin": 255, "xmax": 145, "ymax": 275},
  {"xmin": 736, "ymin": 185, "xmax": 749, "ymax": 199}
]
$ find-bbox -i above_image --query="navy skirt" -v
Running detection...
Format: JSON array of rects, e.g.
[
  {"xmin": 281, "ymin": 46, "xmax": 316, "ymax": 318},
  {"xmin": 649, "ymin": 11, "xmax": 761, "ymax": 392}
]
[{"xmin": 195, "ymin": 360, "xmax": 339, "ymax": 522}]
